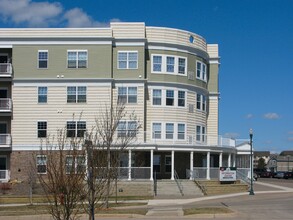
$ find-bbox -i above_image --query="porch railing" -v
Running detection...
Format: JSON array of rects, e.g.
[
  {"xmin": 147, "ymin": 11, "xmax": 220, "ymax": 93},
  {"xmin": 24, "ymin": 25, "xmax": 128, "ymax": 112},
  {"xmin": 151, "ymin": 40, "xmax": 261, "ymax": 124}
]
[
  {"xmin": 174, "ymin": 170, "xmax": 184, "ymax": 196},
  {"xmin": 0, "ymin": 134, "xmax": 12, "ymax": 146},
  {"xmin": 0, "ymin": 98, "xmax": 12, "ymax": 111},
  {"xmin": 0, "ymin": 63, "xmax": 12, "ymax": 76},
  {"xmin": 236, "ymin": 168, "xmax": 250, "ymax": 184},
  {"xmin": 0, "ymin": 170, "xmax": 10, "ymax": 182}
]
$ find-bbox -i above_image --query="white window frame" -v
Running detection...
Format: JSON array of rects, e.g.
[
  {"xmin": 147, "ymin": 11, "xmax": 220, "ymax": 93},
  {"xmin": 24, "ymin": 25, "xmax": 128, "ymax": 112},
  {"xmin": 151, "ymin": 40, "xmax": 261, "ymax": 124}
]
[
  {"xmin": 151, "ymin": 87, "xmax": 187, "ymax": 108},
  {"xmin": 117, "ymin": 86, "xmax": 137, "ymax": 104},
  {"xmin": 67, "ymin": 86, "xmax": 87, "ymax": 103},
  {"xmin": 67, "ymin": 50, "xmax": 88, "ymax": 69},
  {"xmin": 151, "ymin": 54, "xmax": 187, "ymax": 76},
  {"xmin": 196, "ymin": 125, "xmax": 206, "ymax": 143},
  {"xmin": 152, "ymin": 122, "xmax": 162, "ymax": 140},
  {"xmin": 165, "ymin": 155, "xmax": 172, "ymax": 173},
  {"xmin": 152, "ymin": 89, "xmax": 162, "ymax": 105},
  {"xmin": 165, "ymin": 123, "xmax": 174, "ymax": 139},
  {"xmin": 36, "ymin": 155, "xmax": 47, "ymax": 174},
  {"xmin": 196, "ymin": 61, "xmax": 207, "ymax": 82},
  {"xmin": 37, "ymin": 121, "xmax": 47, "ymax": 138},
  {"xmin": 152, "ymin": 122, "xmax": 186, "ymax": 141},
  {"xmin": 38, "ymin": 50, "xmax": 48, "ymax": 69},
  {"xmin": 196, "ymin": 94, "xmax": 207, "ymax": 112},
  {"xmin": 177, "ymin": 123, "xmax": 186, "ymax": 140},
  {"xmin": 38, "ymin": 86, "xmax": 47, "ymax": 104},
  {"xmin": 66, "ymin": 121, "xmax": 86, "ymax": 138},
  {"xmin": 66, "ymin": 155, "xmax": 86, "ymax": 174},
  {"xmin": 117, "ymin": 51, "xmax": 138, "ymax": 69},
  {"xmin": 117, "ymin": 120, "xmax": 138, "ymax": 137}
]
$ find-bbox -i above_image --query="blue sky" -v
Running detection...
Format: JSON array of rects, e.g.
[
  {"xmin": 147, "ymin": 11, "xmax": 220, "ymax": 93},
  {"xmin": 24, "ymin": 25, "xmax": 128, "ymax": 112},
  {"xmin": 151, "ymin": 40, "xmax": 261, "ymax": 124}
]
[{"xmin": 0, "ymin": 0, "xmax": 292, "ymax": 152}]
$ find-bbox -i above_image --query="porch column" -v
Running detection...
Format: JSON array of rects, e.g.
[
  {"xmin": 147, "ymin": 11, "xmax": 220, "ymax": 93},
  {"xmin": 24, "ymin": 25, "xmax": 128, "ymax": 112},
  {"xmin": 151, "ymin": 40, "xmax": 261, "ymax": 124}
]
[
  {"xmin": 219, "ymin": 152, "xmax": 223, "ymax": 167},
  {"xmin": 128, "ymin": 150, "xmax": 132, "ymax": 181},
  {"xmin": 228, "ymin": 153, "xmax": 231, "ymax": 167},
  {"xmin": 233, "ymin": 154, "xmax": 236, "ymax": 167},
  {"xmin": 171, "ymin": 150, "xmax": 175, "ymax": 180},
  {"xmin": 206, "ymin": 152, "xmax": 210, "ymax": 180},
  {"xmin": 190, "ymin": 151, "xmax": 194, "ymax": 180},
  {"xmin": 150, "ymin": 150, "xmax": 153, "ymax": 181}
]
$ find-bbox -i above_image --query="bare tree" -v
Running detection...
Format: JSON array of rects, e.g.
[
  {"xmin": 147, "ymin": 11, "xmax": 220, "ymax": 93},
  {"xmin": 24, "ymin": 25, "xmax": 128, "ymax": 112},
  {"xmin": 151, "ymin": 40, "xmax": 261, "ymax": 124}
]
[
  {"xmin": 36, "ymin": 129, "xmax": 86, "ymax": 220},
  {"xmin": 83, "ymin": 103, "xmax": 141, "ymax": 220}
]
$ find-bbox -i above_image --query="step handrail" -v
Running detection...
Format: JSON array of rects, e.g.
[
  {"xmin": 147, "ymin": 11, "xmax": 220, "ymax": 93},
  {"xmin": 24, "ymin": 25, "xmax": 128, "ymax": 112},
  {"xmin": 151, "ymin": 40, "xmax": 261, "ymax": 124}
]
[
  {"xmin": 174, "ymin": 170, "xmax": 184, "ymax": 196},
  {"xmin": 153, "ymin": 171, "xmax": 157, "ymax": 196}
]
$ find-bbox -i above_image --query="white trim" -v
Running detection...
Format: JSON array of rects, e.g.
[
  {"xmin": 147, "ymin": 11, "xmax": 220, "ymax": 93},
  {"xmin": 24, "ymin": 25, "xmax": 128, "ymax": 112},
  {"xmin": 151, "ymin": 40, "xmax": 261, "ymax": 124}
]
[
  {"xmin": 150, "ymin": 87, "xmax": 187, "ymax": 108},
  {"xmin": 196, "ymin": 61, "xmax": 207, "ymax": 82},
  {"xmin": 0, "ymin": 45, "xmax": 12, "ymax": 48},
  {"xmin": 115, "ymin": 82, "xmax": 144, "ymax": 87},
  {"xmin": 13, "ymin": 82, "xmax": 112, "ymax": 87},
  {"xmin": 0, "ymin": 41, "xmax": 112, "ymax": 45},
  {"xmin": 67, "ymin": 50, "xmax": 88, "ymax": 69},
  {"xmin": 209, "ymin": 60, "xmax": 220, "ymax": 64},
  {"xmin": 115, "ymin": 42, "xmax": 145, "ymax": 46},
  {"xmin": 117, "ymin": 51, "xmax": 138, "ymax": 70},
  {"xmin": 37, "ymin": 120, "xmax": 47, "ymax": 139},
  {"xmin": 148, "ymin": 46, "xmax": 189, "ymax": 54},
  {"xmin": 37, "ymin": 50, "xmax": 48, "ymax": 69},
  {"xmin": 151, "ymin": 54, "xmax": 187, "ymax": 76},
  {"xmin": 151, "ymin": 121, "xmax": 186, "ymax": 141}
]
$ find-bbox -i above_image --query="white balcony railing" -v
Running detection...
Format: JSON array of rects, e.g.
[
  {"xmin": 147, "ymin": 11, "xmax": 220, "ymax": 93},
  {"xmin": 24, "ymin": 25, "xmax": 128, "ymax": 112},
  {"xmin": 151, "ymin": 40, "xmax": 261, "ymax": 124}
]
[
  {"xmin": 0, "ymin": 63, "xmax": 12, "ymax": 76},
  {"xmin": 0, "ymin": 98, "xmax": 12, "ymax": 111},
  {"xmin": 0, "ymin": 170, "xmax": 10, "ymax": 182},
  {"xmin": 0, "ymin": 134, "xmax": 12, "ymax": 147},
  {"xmin": 142, "ymin": 132, "xmax": 237, "ymax": 148}
]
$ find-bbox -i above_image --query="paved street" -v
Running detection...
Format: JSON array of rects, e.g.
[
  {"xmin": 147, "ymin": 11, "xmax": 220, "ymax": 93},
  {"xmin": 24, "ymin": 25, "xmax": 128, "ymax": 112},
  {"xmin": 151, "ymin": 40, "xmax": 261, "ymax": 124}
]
[{"xmin": 1, "ymin": 178, "xmax": 293, "ymax": 219}]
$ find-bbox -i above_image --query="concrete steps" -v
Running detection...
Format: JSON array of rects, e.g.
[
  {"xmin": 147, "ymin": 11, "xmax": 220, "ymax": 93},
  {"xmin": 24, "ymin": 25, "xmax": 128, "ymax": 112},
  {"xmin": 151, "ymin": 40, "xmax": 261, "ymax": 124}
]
[
  {"xmin": 196, "ymin": 180, "xmax": 249, "ymax": 196},
  {"xmin": 155, "ymin": 180, "xmax": 203, "ymax": 199}
]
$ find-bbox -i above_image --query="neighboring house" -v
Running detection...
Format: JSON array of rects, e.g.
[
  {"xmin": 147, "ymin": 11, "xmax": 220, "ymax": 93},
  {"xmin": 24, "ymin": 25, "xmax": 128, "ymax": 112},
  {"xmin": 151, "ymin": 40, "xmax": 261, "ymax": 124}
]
[
  {"xmin": 0, "ymin": 22, "xmax": 250, "ymax": 183},
  {"xmin": 253, "ymin": 151, "xmax": 270, "ymax": 168},
  {"xmin": 268, "ymin": 151, "xmax": 293, "ymax": 172}
]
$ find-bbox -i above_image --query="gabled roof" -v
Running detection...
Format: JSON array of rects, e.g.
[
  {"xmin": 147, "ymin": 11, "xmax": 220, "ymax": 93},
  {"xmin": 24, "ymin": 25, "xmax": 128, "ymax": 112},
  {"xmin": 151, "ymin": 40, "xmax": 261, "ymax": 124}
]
[{"xmin": 280, "ymin": 151, "xmax": 293, "ymax": 156}]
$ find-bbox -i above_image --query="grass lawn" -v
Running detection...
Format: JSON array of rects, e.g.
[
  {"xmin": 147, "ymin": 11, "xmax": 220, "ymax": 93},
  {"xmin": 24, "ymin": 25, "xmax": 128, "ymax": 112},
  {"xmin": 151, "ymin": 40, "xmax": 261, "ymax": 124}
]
[{"xmin": 184, "ymin": 207, "xmax": 233, "ymax": 215}]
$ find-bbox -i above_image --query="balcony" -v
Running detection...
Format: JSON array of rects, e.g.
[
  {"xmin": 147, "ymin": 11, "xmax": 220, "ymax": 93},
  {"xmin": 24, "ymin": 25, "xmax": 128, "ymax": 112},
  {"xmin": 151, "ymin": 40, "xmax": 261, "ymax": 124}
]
[
  {"xmin": 0, "ymin": 134, "xmax": 12, "ymax": 148},
  {"xmin": 139, "ymin": 132, "xmax": 239, "ymax": 148},
  {"xmin": 0, "ymin": 98, "xmax": 12, "ymax": 112},
  {"xmin": 0, "ymin": 170, "xmax": 10, "ymax": 182},
  {"xmin": 0, "ymin": 63, "xmax": 12, "ymax": 77}
]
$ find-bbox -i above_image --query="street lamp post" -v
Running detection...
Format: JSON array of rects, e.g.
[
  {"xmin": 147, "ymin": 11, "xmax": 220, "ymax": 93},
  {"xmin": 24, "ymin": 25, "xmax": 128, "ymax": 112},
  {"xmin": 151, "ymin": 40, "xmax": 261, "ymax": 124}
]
[
  {"xmin": 287, "ymin": 155, "xmax": 290, "ymax": 172},
  {"xmin": 249, "ymin": 129, "xmax": 255, "ymax": 195}
]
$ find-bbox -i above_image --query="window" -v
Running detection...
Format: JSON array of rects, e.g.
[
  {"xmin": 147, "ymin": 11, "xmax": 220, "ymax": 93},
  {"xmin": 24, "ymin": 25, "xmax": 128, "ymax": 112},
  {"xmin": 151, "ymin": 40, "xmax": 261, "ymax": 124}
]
[
  {"xmin": 197, "ymin": 94, "xmax": 206, "ymax": 111},
  {"xmin": 178, "ymin": 124, "xmax": 185, "ymax": 140},
  {"xmin": 178, "ymin": 58, "xmax": 186, "ymax": 74},
  {"xmin": 67, "ymin": 86, "xmax": 86, "ymax": 103},
  {"xmin": 118, "ymin": 51, "xmax": 138, "ymax": 69},
  {"xmin": 37, "ymin": 155, "xmax": 47, "ymax": 174},
  {"xmin": 165, "ymin": 155, "xmax": 171, "ymax": 172},
  {"xmin": 152, "ymin": 88, "xmax": 186, "ymax": 107},
  {"xmin": 117, "ymin": 121, "xmax": 137, "ymax": 137},
  {"xmin": 178, "ymin": 91, "xmax": 185, "ymax": 107},
  {"xmin": 152, "ymin": 123, "xmax": 162, "ymax": 139},
  {"xmin": 152, "ymin": 89, "xmax": 162, "ymax": 105},
  {"xmin": 38, "ymin": 50, "xmax": 48, "ymax": 68},
  {"xmin": 196, "ymin": 61, "xmax": 207, "ymax": 81},
  {"xmin": 67, "ymin": 50, "xmax": 87, "ymax": 68},
  {"xmin": 165, "ymin": 123, "xmax": 174, "ymax": 139},
  {"xmin": 66, "ymin": 156, "xmax": 86, "ymax": 174},
  {"xmin": 118, "ymin": 87, "xmax": 137, "ymax": 104},
  {"xmin": 37, "ymin": 121, "xmax": 47, "ymax": 138},
  {"xmin": 166, "ymin": 90, "xmax": 174, "ymax": 106},
  {"xmin": 153, "ymin": 56, "xmax": 162, "ymax": 72},
  {"xmin": 166, "ymin": 57, "xmax": 175, "ymax": 73},
  {"xmin": 151, "ymin": 55, "xmax": 187, "ymax": 75},
  {"xmin": 196, "ymin": 125, "xmax": 206, "ymax": 142},
  {"xmin": 67, "ymin": 121, "xmax": 86, "ymax": 138},
  {"xmin": 38, "ymin": 87, "xmax": 47, "ymax": 103}
]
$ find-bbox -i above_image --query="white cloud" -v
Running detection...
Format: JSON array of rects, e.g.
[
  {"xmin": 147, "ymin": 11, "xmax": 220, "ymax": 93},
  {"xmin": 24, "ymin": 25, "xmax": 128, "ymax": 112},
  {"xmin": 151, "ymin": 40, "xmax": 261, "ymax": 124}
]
[
  {"xmin": 287, "ymin": 137, "xmax": 293, "ymax": 142},
  {"xmin": 263, "ymin": 113, "xmax": 280, "ymax": 120},
  {"xmin": 0, "ymin": 0, "xmax": 62, "ymax": 27},
  {"xmin": 288, "ymin": 131, "xmax": 293, "ymax": 135},
  {"xmin": 0, "ymin": 0, "xmax": 120, "ymax": 27},
  {"xmin": 246, "ymin": 114, "xmax": 253, "ymax": 119}
]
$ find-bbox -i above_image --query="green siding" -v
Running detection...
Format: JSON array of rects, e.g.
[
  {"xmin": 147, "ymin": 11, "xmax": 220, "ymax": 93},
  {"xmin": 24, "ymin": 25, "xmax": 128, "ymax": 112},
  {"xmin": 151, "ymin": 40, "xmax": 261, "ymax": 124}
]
[
  {"xmin": 146, "ymin": 49, "xmax": 208, "ymax": 90},
  {"xmin": 208, "ymin": 64, "xmax": 219, "ymax": 93},
  {"xmin": 113, "ymin": 46, "xmax": 145, "ymax": 79},
  {"xmin": 12, "ymin": 45, "xmax": 112, "ymax": 79}
]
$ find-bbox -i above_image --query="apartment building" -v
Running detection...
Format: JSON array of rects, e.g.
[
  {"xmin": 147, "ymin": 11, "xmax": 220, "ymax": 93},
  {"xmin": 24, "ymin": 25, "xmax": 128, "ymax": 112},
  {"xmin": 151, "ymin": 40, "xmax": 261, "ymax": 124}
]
[{"xmin": 0, "ymin": 22, "xmax": 250, "ymax": 182}]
